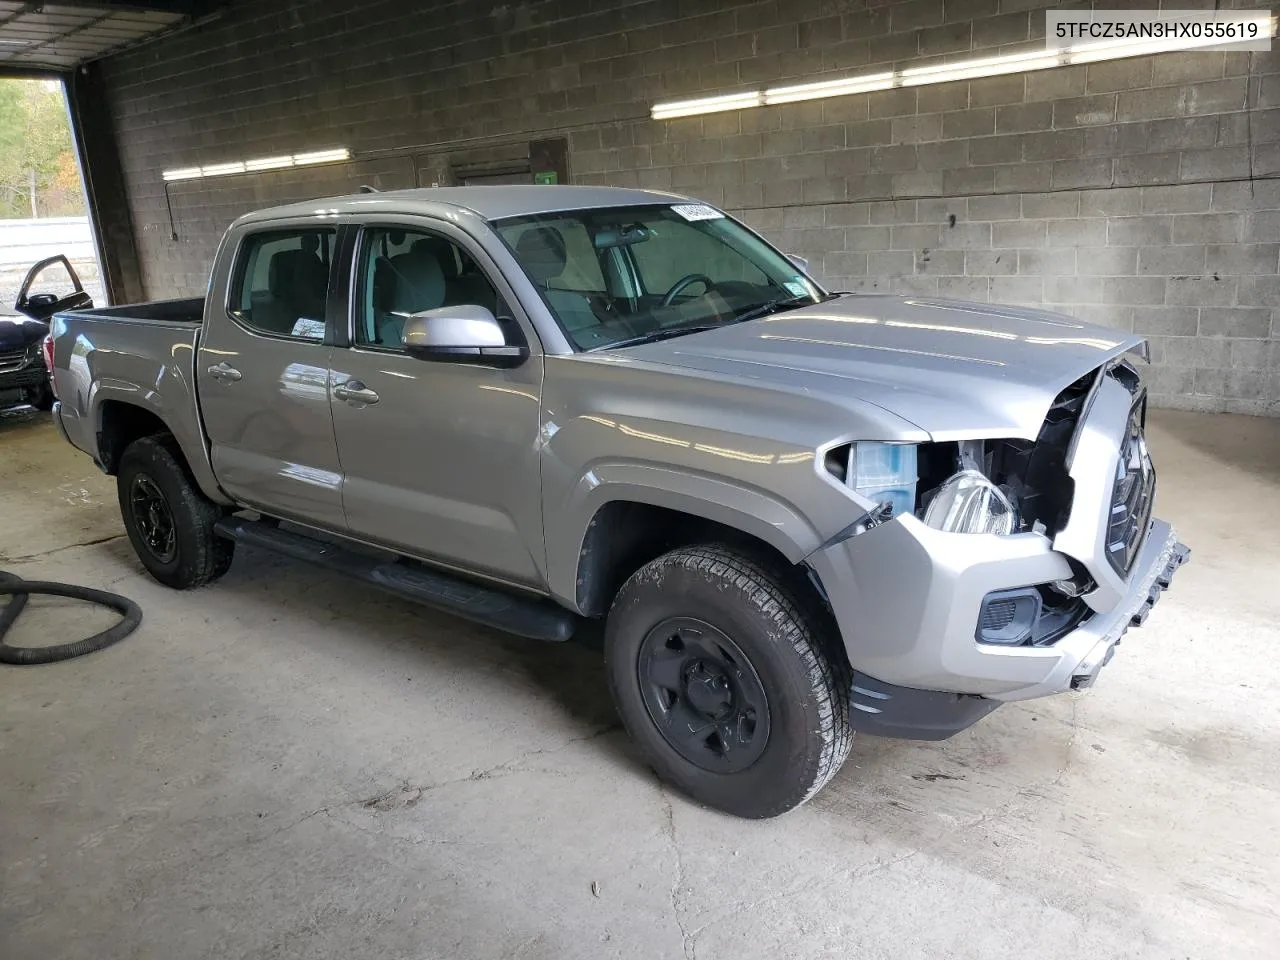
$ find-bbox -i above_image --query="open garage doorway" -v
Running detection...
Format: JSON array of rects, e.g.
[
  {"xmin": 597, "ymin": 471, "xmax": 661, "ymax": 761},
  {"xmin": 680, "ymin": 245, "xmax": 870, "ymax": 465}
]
[{"xmin": 0, "ymin": 77, "xmax": 104, "ymax": 312}]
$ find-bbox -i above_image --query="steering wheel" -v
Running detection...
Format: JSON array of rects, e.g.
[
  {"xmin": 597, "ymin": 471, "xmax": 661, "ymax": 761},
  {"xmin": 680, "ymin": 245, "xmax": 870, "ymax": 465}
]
[{"xmin": 661, "ymin": 274, "xmax": 714, "ymax": 307}]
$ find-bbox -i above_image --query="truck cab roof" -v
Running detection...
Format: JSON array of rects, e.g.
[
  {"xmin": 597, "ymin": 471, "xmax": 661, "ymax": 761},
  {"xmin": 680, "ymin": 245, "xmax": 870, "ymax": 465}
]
[{"xmin": 233, "ymin": 185, "xmax": 688, "ymax": 227}]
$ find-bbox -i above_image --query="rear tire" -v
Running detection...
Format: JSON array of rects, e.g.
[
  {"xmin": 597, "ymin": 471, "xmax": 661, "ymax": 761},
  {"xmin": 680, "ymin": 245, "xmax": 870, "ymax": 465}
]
[
  {"xmin": 605, "ymin": 544, "xmax": 853, "ymax": 819},
  {"xmin": 117, "ymin": 435, "xmax": 233, "ymax": 589}
]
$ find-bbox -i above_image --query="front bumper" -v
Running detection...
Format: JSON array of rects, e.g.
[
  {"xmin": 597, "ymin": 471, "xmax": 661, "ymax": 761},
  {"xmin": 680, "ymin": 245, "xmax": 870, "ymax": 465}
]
[
  {"xmin": 0, "ymin": 365, "xmax": 48, "ymax": 394},
  {"xmin": 809, "ymin": 513, "xmax": 1188, "ymax": 704}
]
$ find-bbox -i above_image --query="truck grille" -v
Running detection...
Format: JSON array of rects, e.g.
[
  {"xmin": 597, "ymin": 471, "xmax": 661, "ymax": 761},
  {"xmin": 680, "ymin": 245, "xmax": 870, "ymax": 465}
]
[
  {"xmin": 1106, "ymin": 391, "xmax": 1156, "ymax": 576},
  {"xmin": 0, "ymin": 347, "xmax": 31, "ymax": 373}
]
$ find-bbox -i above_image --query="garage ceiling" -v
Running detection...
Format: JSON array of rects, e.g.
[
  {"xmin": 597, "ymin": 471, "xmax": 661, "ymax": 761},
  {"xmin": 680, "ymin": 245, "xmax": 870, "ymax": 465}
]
[{"xmin": 0, "ymin": 1, "xmax": 219, "ymax": 72}]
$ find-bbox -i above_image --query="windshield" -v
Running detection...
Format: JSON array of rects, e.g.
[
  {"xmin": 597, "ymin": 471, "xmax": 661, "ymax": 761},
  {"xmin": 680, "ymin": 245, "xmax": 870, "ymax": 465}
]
[{"xmin": 493, "ymin": 204, "xmax": 824, "ymax": 350}]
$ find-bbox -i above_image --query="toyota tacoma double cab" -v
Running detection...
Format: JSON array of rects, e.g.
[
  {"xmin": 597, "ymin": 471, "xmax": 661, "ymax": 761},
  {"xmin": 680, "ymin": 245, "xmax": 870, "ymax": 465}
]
[{"xmin": 48, "ymin": 186, "xmax": 1187, "ymax": 818}]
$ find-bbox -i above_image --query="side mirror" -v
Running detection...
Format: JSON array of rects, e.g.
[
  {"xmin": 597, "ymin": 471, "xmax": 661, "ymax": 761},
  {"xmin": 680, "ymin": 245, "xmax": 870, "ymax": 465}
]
[
  {"xmin": 786, "ymin": 254, "xmax": 810, "ymax": 273},
  {"xmin": 402, "ymin": 304, "xmax": 528, "ymax": 367}
]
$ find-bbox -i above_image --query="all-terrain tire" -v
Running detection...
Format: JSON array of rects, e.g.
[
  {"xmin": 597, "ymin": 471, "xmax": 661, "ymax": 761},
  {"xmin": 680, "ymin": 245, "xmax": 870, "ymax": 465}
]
[
  {"xmin": 117, "ymin": 435, "xmax": 233, "ymax": 589},
  {"xmin": 605, "ymin": 544, "xmax": 853, "ymax": 818}
]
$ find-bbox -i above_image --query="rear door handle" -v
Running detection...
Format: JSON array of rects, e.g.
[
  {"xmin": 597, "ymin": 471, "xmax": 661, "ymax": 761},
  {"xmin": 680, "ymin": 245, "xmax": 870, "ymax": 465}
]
[
  {"xmin": 207, "ymin": 361, "xmax": 242, "ymax": 383},
  {"xmin": 333, "ymin": 380, "xmax": 380, "ymax": 405}
]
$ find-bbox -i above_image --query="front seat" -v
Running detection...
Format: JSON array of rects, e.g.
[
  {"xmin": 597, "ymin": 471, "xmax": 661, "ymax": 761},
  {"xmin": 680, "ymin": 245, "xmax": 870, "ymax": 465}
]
[
  {"xmin": 381, "ymin": 246, "xmax": 446, "ymax": 346},
  {"xmin": 410, "ymin": 237, "xmax": 497, "ymax": 312},
  {"xmin": 514, "ymin": 226, "xmax": 598, "ymax": 334}
]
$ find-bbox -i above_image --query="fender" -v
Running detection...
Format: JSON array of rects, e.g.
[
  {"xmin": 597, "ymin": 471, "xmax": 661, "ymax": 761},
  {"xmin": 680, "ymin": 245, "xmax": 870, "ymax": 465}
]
[
  {"xmin": 89, "ymin": 380, "xmax": 231, "ymax": 506},
  {"xmin": 544, "ymin": 460, "xmax": 823, "ymax": 611}
]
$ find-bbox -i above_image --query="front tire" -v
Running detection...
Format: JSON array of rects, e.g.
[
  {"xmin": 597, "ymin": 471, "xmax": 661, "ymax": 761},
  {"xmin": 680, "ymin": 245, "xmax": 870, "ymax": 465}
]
[
  {"xmin": 605, "ymin": 544, "xmax": 853, "ymax": 818},
  {"xmin": 117, "ymin": 435, "xmax": 233, "ymax": 589}
]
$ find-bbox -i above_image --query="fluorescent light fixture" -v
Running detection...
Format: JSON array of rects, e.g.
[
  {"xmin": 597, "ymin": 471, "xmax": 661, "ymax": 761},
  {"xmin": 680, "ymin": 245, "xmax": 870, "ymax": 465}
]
[
  {"xmin": 765, "ymin": 72, "xmax": 893, "ymax": 105},
  {"xmin": 652, "ymin": 18, "xmax": 1277, "ymax": 119},
  {"xmin": 201, "ymin": 161, "xmax": 245, "ymax": 177},
  {"xmin": 292, "ymin": 148, "xmax": 351, "ymax": 165},
  {"xmin": 244, "ymin": 155, "xmax": 293, "ymax": 171},
  {"xmin": 899, "ymin": 49, "xmax": 1063, "ymax": 85},
  {"xmin": 651, "ymin": 91, "xmax": 763, "ymax": 119},
  {"xmin": 163, "ymin": 147, "xmax": 350, "ymax": 182}
]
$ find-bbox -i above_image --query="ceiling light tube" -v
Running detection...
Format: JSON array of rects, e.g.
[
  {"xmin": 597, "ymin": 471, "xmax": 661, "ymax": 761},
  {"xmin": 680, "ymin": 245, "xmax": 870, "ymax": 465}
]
[
  {"xmin": 1064, "ymin": 33, "xmax": 1240, "ymax": 63},
  {"xmin": 900, "ymin": 51, "xmax": 1064, "ymax": 85},
  {"xmin": 651, "ymin": 15, "xmax": 1276, "ymax": 120},
  {"xmin": 651, "ymin": 91, "xmax": 763, "ymax": 119},
  {"xmin": 201, "ymin": 161, "xmax": 245, "ymax": 177},
  {"xmin": 244, "ymin": 155, "xmax": 294, "ymax": 171},
  {"xmin": 292, "ymin": 148, "xmax": 351, "ymax": 165},
  {"xmin": 162, "ymin": 167, "xmax": 203, "ymax": 181},
  {"xmin": 765, "ymin": 72, "xmax": 894, "ymax": 105}
]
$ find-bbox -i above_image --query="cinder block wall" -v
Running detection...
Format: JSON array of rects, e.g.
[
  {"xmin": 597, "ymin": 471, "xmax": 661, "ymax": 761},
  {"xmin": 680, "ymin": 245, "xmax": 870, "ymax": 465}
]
[{"xmin": 100, "ymin": 0, "xmax": 1279, "ymax": 414}]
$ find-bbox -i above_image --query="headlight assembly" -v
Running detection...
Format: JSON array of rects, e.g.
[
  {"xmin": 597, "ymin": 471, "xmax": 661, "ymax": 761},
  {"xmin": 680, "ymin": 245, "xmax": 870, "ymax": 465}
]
[
  {"xmin": 838, "ymin": 441, "xmax": 918, "ymax": 517},
  {"xmin": 922, "ymin": 469, "xmax": 1017, "ymax": 536}
]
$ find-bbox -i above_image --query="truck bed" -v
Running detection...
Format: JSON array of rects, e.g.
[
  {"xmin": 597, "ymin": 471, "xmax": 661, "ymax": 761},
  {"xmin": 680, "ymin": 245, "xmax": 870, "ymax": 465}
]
[
  {"xmin": 51, "ymin": 297, "xmax": 211, "ymax": 492},
  {"xmin": 65, "ymin": 296, "xmax": 204, "ymax": 326}
]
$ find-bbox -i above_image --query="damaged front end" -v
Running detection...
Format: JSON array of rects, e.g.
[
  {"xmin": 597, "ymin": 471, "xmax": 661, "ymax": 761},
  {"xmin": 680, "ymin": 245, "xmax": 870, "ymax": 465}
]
[{"xmin": 807, "ymin": 357, "xmax": 1190, "ymax": 734}]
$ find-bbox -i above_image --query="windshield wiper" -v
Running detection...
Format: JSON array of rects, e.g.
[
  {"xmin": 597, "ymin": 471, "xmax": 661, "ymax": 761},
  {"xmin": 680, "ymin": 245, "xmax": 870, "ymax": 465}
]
[
  {"xmin": 600, "ymin": 324, "xmax": 726, "ymax": 350},
  {"xmin": 598, "ymin": 294, "xmax": 842, "ymax": 351},
  {"xmin": 733, "ymin": 292, "xmax": 840, "ymax": 325}
]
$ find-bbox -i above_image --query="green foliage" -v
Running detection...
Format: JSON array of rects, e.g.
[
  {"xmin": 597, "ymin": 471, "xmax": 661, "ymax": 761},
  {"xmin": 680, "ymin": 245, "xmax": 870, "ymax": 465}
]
[{"xmin": 0, "ymin": 78, "xmax": 85, "ymax": 218}]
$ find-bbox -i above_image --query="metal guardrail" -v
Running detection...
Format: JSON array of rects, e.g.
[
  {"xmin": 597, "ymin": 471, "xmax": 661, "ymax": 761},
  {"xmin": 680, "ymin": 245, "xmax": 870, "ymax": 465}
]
[{"xmin": 0, "ymin": 217, "xmax": 95, "ymax": 266}]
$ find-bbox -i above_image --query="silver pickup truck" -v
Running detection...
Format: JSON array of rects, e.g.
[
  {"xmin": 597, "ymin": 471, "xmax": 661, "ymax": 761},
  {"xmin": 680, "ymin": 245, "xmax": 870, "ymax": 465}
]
[{"xmin": 48, "ymin": 186, "xmax": 1187, "ymax": 818}]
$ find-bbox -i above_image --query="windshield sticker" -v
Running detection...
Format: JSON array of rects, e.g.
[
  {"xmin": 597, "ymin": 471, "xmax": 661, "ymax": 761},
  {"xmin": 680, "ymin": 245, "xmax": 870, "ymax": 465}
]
[
  {"xmin": 783, "ymin": 280, "xmax": 809, "ymax": 298},
  {"xmin": 671, "ymin": 203, "xmax": 723, "ymax": 222}
]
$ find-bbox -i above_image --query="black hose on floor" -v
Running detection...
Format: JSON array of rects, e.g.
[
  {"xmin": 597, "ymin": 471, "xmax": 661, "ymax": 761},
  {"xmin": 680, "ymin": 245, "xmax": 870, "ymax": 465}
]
[{"xmin": 0, "ymin": 571, "xmax": 142, "ymax": 665}]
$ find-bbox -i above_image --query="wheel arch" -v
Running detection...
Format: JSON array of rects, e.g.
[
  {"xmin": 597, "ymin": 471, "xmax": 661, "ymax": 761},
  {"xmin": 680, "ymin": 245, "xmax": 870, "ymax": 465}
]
[
  {"xmin": 94, "ymin": 396, "xmax": 229, "ymax": 504},
  {"xmin": 549, "ymin": 466, "xmax": 825, "ymax": 617}
]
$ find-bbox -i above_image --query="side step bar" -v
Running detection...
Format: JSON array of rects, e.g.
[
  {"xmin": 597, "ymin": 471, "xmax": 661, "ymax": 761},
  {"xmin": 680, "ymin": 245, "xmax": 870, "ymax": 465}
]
[{"xmin": 213, "ymin": 517, "xmax": 575, "ymax": 642}]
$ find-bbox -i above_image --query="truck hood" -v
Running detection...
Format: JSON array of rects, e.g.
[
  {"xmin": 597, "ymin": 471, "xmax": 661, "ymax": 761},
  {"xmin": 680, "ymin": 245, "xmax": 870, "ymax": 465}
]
[
  {"xmin": 621, "ymin": 294, "xmax": 1144, "ymax": 441},
  {"xmin": 0, "ymin": 316, "xmax": 49, "ymax": 352}
]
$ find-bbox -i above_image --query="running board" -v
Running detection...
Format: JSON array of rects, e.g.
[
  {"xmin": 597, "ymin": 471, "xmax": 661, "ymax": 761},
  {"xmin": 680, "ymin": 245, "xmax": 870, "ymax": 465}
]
[{"xmin": 213, "ymin": 517, "xmax": 575, "ymax": 642}]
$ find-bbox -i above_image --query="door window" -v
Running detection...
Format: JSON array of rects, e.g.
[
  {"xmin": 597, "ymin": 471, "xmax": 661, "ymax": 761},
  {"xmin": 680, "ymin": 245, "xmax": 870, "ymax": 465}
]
[
  {"xmin": 355, "ymin": 228, "xmax": 499, "ymax": 349},
  {"xmin": 230, "ymin": 228, "xmax": 335, "ymax": 340}
]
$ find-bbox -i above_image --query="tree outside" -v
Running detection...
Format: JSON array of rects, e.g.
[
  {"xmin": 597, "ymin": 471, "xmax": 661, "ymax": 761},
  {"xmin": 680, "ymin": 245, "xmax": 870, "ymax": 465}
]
[{"xmin": 0, "ymin": 78, "xmax": 85, "ymax": 219}]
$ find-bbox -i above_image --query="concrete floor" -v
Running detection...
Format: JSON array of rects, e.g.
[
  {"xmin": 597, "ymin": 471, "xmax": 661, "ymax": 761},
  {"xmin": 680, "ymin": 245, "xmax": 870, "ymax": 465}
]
[{"xmin": 1, "ymin": 404, "xmax": 1277, "ymax": 960}]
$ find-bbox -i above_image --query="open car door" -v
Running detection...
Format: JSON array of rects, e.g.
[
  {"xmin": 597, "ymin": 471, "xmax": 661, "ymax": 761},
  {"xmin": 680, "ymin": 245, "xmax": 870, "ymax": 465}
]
[{"xmin": 14, "ymin": 255, "xmax": 93, "ymax": 321}]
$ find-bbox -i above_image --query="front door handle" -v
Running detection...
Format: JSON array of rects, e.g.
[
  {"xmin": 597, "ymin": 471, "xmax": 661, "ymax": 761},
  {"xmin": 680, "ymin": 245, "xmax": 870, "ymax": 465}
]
[
  {"xmin": 207, "ymin": 361, "xmax": 242, "ymax": 383},
  {"xmin": 333, "ymin": 380, "xmax": 380, "ymax": 405}
]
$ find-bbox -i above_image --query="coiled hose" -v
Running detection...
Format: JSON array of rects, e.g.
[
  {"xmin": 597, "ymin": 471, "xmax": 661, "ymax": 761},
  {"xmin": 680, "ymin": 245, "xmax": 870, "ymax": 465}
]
[{"xmin": 0, "ymin": 571, "xmax": 142, "ymax": 665}]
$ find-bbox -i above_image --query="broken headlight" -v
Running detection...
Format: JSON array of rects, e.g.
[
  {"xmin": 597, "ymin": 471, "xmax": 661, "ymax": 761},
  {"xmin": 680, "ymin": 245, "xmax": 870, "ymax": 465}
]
[{"xmin": 921, "ymin": 469, "xmax": 1017, "ymax": 536}]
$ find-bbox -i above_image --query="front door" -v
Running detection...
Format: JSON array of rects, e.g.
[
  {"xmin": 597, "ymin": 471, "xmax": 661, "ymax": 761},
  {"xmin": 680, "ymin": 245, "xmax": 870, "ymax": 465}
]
[
  {"xmin": 13, "ymin": 255, "xmax": 93, "ymax": 320},
  {"xmin": 328, "ymin": 223, "xmax": 545, "ymax": 586},
  {"xmin": 197, "ymin": 225, "xmax": 346, "ymax": 530}
]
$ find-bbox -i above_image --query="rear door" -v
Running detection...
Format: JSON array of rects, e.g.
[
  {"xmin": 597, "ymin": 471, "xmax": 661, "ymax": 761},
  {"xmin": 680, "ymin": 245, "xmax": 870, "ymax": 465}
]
[
  {"xmin": 328, "ymin": 219, "xmax": 546, "ymax": 586},
  {"xmin": 196, "ymin": 223, "xmax": 347, "ymax": 529}
]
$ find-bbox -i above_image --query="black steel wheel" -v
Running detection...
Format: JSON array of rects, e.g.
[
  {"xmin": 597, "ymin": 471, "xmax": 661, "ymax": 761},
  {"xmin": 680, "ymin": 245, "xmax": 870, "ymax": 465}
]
[
  {"xmin": 638, "ymin": 617, "xmax": 770, "ymax": 773},
  {"xmin": 606, "ymin": 544, "xmax": 853, "ymax": 819},
  {"xmin": 128, "ymin": 474, "xmax": 177, "ymax": 564},
  {"xmin": 116, "ymin": 435, "xmax": 234, "ymax": 589}
]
